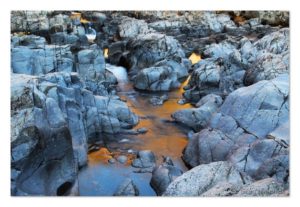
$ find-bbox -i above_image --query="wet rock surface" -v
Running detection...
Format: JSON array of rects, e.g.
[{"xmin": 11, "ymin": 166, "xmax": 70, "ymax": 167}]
[
  {"xmin": 113, "ymin": 178, "xmax": 139, "ymax": 196},
  {"xmin": 150, "ymin": 157, "xmax": 183, "ymax": 195},
  {"xmin": 163, "ymin": 161, "xmax": 251, "ymax": 196},
  {"xmin": 11, "ymin": 10, "xmax": 289, "ymax": 196}
]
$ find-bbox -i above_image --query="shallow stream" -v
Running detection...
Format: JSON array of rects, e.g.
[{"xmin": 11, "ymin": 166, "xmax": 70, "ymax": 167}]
[{"xmin": 78, "ymin": 62, "xmax": 195, "ymax": 196}]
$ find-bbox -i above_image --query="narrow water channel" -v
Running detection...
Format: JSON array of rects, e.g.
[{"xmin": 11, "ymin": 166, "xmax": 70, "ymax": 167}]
[{"xmin": 78, "ymin": 63, "xmax": 193, "ymax": 196}]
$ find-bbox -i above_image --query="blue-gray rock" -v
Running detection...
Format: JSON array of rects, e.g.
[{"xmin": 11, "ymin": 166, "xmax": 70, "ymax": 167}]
[
  {"xmin": 221, "ymin": 74, "xmax": 289, "ymax": 138},
  {"xmin": 134, "ymin": 60, "xmax": 188, "ymax": 91},
  {"xmin": 113, "ymin": 178, "xmax": 139, "ymax": 196},
  {"xmin": 132, "ymin": 150, "xmax": 156, "ymax": 168},
  {"xmin": 150, "ymin": 157, "xmax": 183, "ymax": 195},
  {"xmin": 236, "ymin": 178, "xmax": 285, "ymax": 196},
  {"xmin": 172, "ymin": 94, "xmax": 223, "ymax": 131},
  {"xmin": 12, "ymin": 45, "xmax": 74, "ymax": 75},
  {"xmin": 163, "ymin": 161, "xmax": 250, "ymax": 196},
  {"xmin": 50, "ymin": 32, "xmax": 79, "ymax": 45},
  {"xmin": 118, "ymin": 16, "xmax": 150, "ymax": 39},
  {"xmin": 117, "ymin": 155, "xmax": 128, "ymax": 164}
]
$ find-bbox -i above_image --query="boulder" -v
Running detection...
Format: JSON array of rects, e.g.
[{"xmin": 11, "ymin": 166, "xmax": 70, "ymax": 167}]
[
  {"xmin": 12, "ymin": 45, "xmax": 74, "ymax": 75},
  {"xmin": 172, "ymin": 94, "xmax": 222, "ymax": 131},
  {"xmin": 11, "ymin": 11, "xmax": 50, "ymax": 32},
  {"xmin": 183, "ymin": 129, "xmax": 235, "ymax": 167},
  {"xmin": 239, "ymin": 11, "xmax": 289, "ymax": 26},
  {"xmin": 236, "ymin": 178, "xmax": 285, "ymax": 196},
  {"xmin": 150, "ymin": 157, "xmax": 183, "ymax": 195},
  {"xmin": 149, "ymin": 94, "xmax": 168, "ymax": 106},
  {"xmin": 132, "ymin": 150, "xmax": 156, "ymax": 168},
  {"xmin": 117, "ymin": 155, "xmax": 128, "ymax": 164},
  {"xmin": 229, "ymin": 139, "xmax": 288, "ymax": 179},
  {"xmin": 201, "ymin": 182, "xmax": 242, "ymax": 196},
  {"xmin": 11, "ymin": 35, "xmax": 46, "ymax": 49},
  {"xmin": 221, "ymin": 74, "xmax": 289, "ymax": 138},
  {"xmin": 50, "ymin": 32, "xmax": 79, "ymax": 45},
  {"xmin": 163, "ymin": 161, "xmax": 250, "ymax": 196},
  {"xmin": 183, "ymin": 75, "xmax": 289, "ymax": 172},
  {"xmin": 134, "ymin": 60, "xmax": 188, "ymax": 91},
  {"xmin": 125, "ymin": 33, "xmax": 186, "ymax": 70},
  {"xmin": 10, "ymin": 71, "xmax": 139, "ymax": 195},
  {"xmin": 118, "ymin": 16, "xmax": 150, "ymax": 39},
  {"xmin": 243, "ymin": 29, "xmax": 289, "ymax": 85},
  {"xmin": 114, "ymin": 178, "xmax": 139, "ymax": 196}
]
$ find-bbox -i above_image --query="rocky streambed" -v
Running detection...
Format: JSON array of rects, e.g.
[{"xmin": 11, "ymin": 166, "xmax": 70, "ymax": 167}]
[{"xmin": 11, "ymin": 11, "xmax": 289, "ymax": 196}]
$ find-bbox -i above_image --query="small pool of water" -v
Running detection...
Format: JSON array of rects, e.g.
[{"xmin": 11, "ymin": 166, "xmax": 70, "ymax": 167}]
[{"xmin": 78, "ymin": 64, "xmax": 192, "ymax": 196}]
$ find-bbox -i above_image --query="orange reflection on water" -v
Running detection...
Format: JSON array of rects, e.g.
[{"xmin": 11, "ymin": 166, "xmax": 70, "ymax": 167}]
[
  {"xmin": 189, "ymin": 52, "xmax": 201, "ymax": 65},
  {"xmin": 118, "ymin": 81, "xmax": 192, "ymax": 163},
  {"xmin": 88, "ymin": 147, "xmax": 112, "ymax": 165}
]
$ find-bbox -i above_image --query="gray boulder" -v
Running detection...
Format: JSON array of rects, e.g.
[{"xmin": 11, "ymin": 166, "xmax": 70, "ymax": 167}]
[
  {"xmin": 172, "ymin": 94, "xmax": 222, "ymax": 131},
  {"xmin": 125, "ymin": 33, "xmax": 186, "ymax": 70},
  {"xmin": 243, "ymin": 29, "xmax": 289, "ymax": 85},
  {"xmin": 10, "ymin": 71, "xmax": 139, "ymax": 196},
  {"xmin": 236, "ymin": 178, "xmax": 285, "ymax": 196},
  {"xmin": 12, "ymin": 45, "xmax": 74, "ymax": 75},
  {"xmin": 183, "ymin": 129, "xmax": 235, "ymax": 167},
  {"xmin": 221, "ymin": 74, "xmax": 289, "ymax": 138},
  {"xmin": 50, "ymin": 32, "xmax": 79, "ymax": 45},
  {"xmin": 163, "ymin": 161, "xmax": 250, "ymax": 196},
  {"xmin": 77, "ymin": 46, "xmax": 106, "ymax": 79},
  {"xmin": 150, "ymin": 157, "xmax": 183, "ymax": 195},
  {"xmin": 229, "ymin": 139, "xmax": 288, "ymax": 179},
  {"xmin": 114, "ymin": 178, "xmax": 139, "ymax": 196},
  {"xmin": 132, "ymin": 150, "xmax": 156, "ymax": 168},
  {"xmin": 239, "ymin": 11, "xmax": 289, "ymax": 26},
  {"xmin": 134, "ymin": 60, "xmax": 188, "ymax": 91},
  {"xmin": 11, "ymin": 35, "xmax": 46, "ymax": 49},
  {"xmin": 118, "ymin": 16, "xmax": 150, "ymax": 39},
  {"xmin": 11, "ymin": 11, "xmax": 50, "ymax": 32},
  {"xmin": 182, "ymin": 75, "xmax": 289, "ymax": 175},
  {"xmin": 201, "ymin": 182, "xmax": 242, "ymax": 196}
]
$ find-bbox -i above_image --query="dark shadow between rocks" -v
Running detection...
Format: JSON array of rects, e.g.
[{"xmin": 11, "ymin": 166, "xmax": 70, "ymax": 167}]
[{"xmin": 57, "ymin": 181, "xmax": 73, "ymax": 196}]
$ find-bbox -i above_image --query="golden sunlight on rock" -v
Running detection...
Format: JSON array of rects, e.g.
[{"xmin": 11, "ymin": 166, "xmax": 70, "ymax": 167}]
[
  {"xmin": 70, "ymin": 12, "xmax": 90, "ymax": 24},
  {"xmin": 104, "ymin": 48, "xmax": 109, "ymax": 58},
  {"xmin": 234, "ymin": 15, "xmax": 246, "ymax": 25},
  {"xmin": 179, "ymin": 75, "xmax": 191, "ymax": 94},
  {"xmin": 189, "ymin": 52, "xmax": 201, "ymax": 65}
]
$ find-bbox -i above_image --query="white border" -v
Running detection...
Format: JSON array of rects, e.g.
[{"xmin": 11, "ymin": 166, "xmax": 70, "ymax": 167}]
[{"xmin": 1, "ymin": 1, "xmax": 299, "ymax": 207}]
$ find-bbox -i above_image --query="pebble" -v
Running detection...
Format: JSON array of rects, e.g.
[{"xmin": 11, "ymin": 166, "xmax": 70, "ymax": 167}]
[
  {"xmin": 177, "ymin": 99, "xmax": 187, "ymax": 105},
  {"xmin": 117, "ymin": 155, "xmax": 128, "ymax": 164},
  {"xmin": 137, "ymin": 127, "xmax": 148, "ymax": 134},
  {"xmin": 108, "ymin": 158, "xmax": 116, "ymax": 164}
]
